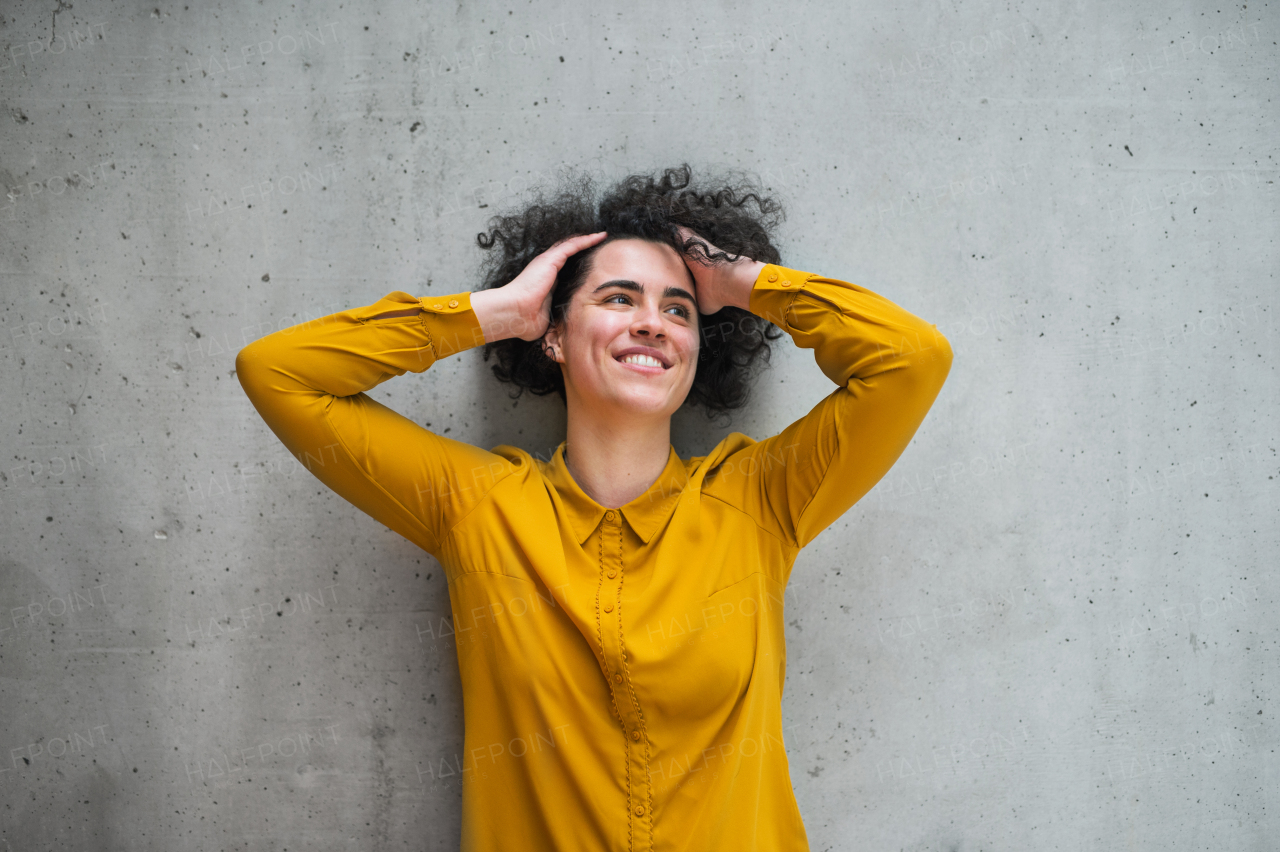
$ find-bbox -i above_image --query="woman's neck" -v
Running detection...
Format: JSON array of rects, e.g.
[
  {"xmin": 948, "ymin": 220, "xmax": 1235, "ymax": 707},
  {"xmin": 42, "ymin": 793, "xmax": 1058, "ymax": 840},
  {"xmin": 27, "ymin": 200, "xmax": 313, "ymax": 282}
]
[{"xmin": 562, "ymin": 413, "xmax": 672, "ymax": 509}]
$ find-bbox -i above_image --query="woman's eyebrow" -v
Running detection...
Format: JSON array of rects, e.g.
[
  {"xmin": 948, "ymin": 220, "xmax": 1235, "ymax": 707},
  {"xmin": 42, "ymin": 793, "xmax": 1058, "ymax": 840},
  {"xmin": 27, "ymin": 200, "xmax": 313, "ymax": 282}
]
[{"xmin": 594, "ymin": 279, "xmax": 697, "ymax": 306}]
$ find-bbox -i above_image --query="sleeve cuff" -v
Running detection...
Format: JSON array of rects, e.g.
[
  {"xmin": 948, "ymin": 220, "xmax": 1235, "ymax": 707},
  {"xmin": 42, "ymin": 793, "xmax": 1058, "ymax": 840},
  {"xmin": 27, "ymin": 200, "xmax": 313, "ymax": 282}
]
[
  {"xmin": 748, "ymin": 264, "xmax": 815, "ymax": 328},
  {"xmin": 416, "ymin": 290, "xmax": 486, "ymax": 358}
]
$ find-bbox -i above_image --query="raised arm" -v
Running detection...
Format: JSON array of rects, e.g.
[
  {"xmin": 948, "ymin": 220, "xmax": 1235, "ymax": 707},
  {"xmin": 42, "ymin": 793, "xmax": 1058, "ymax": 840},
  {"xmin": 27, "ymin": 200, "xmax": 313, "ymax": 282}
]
[
  {"xmin": 234, "ymin": 290, "xmax": 509, "ymax": 557},
  {"xmin": 693, "ymin": 249, "xmax": 953, "ymax": 557},
  {"xmin": 234, "ymin": 232, "xmax": 608, "ymax": 557}
]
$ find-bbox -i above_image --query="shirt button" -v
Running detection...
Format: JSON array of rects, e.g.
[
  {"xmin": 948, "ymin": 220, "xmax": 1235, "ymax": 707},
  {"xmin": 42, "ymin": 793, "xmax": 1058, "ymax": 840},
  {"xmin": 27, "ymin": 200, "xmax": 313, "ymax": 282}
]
[
  {"xmin": 614, "ymin": 673, "xmax": 623, "ymax": 683},
  {"xmin": 781, "ymin": 280, "xmax": 792, "ymax": 287},
  {"xmin": 607, "ymin": 570, "xmax": 617, "ymax": 579},
  {"xmin": 603, "ymin": 602, "xmax": 613, "ymax": 613},
  {"xmin": 604, "ymin": 510, "xmax": 616, "ymax": 521},
  {"xmin": 631, "ymin": 730, "xmax": 641, "ymax": 741},
  {"xmin": 767, "ymin": 272, "xmax": 778, "ymax": 283},
  {"xmin": 431, "ymin": 303, "xmax": 443, "ymax": 310},
  {"xmin": 448, "ymin": 299, "xmax": 459, "ymax": 308},
  {"xmin": 634, "ymin": 805, "xmax": 645, "ymax": 816}
]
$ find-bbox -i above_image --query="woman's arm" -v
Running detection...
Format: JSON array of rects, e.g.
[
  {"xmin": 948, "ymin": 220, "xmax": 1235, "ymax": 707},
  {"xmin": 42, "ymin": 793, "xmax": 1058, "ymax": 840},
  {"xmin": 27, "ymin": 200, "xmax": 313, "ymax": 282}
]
[
  {"xmin": 234, "ymin": 290, "xmax": 515, "ymax": 557},
  {"xmin": 234, "ymin": 233, "xmax": 607, "ymax": 557},
  {"xmin": 369, "ymin": 287, "xmax": 529, "ymax": 333},
  {"xmin": 699, "ymin": 260, "xmax": 953, "ymax": 558}
]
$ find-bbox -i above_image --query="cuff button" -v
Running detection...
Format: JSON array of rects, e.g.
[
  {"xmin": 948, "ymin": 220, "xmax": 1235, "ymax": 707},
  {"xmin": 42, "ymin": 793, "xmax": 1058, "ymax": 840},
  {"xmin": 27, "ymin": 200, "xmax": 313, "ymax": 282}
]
[
  {"xmin": 781, "ymin": 280, "xmax": 792, "ymax": 287},
  {"xmin": 767, "ymin": 273, "xmax": 778, "ymax": 283},
  {"xmin": 431, "ymin": 303, "xmax": 443, "ymax": 310},
  {"xmin": 448, "ymin": 299, "xmax": 459, "ymax": 308}
]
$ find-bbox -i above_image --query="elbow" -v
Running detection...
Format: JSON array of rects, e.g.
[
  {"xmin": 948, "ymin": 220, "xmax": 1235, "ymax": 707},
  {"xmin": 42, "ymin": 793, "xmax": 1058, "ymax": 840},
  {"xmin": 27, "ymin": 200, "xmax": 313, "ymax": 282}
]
[
  {"xmin": 233, "ymin": 344, "xmax": 260, "ymax": 396},
  {"xmin": 896, "ymin": 326, "xmax": 951, "ymax": 404},
  {"xmin": 935, "ymin": 330, "xmax": 954, "ymax": 376},
  {"xmin": 233, "ymin": 344, "xmax": 251, "ymax": 378},
  {"xmin": 917, "ymin": 323, "xmax": 953, "ymax": 388}
]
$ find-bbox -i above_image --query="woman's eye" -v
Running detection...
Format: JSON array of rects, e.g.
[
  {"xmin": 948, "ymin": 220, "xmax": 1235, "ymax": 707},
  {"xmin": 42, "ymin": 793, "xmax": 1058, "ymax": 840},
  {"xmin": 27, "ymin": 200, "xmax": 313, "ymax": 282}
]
[{"xmin": 605, "ymin": 294, "xmax": 688, "ymax": 318}]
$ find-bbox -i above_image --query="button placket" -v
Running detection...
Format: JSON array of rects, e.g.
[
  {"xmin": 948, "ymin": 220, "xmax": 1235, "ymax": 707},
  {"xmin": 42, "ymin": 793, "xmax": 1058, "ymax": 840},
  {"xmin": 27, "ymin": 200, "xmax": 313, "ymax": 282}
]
[
  {"xmin": 597, "ymin": 510, "xmax": 627, "ymax": 697},
  {"xmin": 594, "ymin": 510, "xmax": 654, "ymax": 850}
]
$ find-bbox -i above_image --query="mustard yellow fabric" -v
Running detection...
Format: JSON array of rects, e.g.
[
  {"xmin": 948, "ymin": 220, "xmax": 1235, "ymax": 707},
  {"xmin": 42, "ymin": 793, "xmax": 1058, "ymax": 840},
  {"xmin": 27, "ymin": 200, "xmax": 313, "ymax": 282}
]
[{"xmin": 236, "ymin": 263, "xmax": 952, "ymax": 851}]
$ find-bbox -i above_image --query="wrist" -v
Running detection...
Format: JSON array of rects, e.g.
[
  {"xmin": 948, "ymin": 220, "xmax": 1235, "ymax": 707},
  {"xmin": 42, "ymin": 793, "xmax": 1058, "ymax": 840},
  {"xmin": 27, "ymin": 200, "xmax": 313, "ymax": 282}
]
[
  {"xmin": 471, "ymin": 288, "xmax": 531, "ymax": 344},
  {"xmin": 723, "ymin": 259, "xmax": 766, "ymax": 311}
]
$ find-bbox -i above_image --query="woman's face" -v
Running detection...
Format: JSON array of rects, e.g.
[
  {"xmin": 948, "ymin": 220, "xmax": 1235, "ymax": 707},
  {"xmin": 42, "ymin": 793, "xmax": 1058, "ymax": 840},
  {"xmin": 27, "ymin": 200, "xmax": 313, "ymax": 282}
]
[{"xmin": 543, "ymin": 238, "xmax": 700, "ymax": 420}]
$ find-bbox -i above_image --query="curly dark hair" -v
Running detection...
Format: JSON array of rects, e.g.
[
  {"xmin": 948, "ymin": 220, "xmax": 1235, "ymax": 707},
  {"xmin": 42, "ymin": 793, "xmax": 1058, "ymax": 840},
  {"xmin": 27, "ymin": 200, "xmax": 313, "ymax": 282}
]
[{"xmin": 474, "ymin": 164, "xmax": 788, "ymax": 421}]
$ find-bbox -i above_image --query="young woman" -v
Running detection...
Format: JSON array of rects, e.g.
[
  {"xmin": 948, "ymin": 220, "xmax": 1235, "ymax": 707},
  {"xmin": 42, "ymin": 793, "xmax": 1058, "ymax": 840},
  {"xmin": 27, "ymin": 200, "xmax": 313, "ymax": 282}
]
[{"xmin": 236, "ymin": 165, "xmax": 952, "ymax": 851}]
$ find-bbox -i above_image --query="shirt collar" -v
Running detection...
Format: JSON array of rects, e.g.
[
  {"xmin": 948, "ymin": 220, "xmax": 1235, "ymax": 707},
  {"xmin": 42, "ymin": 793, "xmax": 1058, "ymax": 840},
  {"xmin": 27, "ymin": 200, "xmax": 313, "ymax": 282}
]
[{"xmin": 544, "ymin": 441, "xmax": 690, "ymax": 546}]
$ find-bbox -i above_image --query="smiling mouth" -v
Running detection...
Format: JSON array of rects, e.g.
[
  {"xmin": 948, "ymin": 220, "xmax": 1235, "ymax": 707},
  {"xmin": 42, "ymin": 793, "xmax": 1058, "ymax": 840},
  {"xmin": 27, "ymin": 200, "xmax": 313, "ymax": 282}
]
[{"xmin": 615, "ymin": 354, "xmax": 670, "ymax": 370}]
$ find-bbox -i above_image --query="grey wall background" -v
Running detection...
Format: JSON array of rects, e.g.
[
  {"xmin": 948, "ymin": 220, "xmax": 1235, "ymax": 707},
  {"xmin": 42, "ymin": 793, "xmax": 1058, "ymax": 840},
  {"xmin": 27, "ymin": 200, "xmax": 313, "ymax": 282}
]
[{"xmin": 0, "ymin": 1, "xmax": 1275, "ymax": 849}]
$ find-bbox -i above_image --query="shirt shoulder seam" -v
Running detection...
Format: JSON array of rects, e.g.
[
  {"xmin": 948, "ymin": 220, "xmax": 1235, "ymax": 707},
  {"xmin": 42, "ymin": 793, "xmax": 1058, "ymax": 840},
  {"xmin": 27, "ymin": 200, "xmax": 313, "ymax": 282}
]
[
  {"xmin": 700, "ymin": 488, "xmax": 799, "ymax": 550},
  {"xmin": 438, "ymin": 462, "xmax": 525, "ymax": 545}
]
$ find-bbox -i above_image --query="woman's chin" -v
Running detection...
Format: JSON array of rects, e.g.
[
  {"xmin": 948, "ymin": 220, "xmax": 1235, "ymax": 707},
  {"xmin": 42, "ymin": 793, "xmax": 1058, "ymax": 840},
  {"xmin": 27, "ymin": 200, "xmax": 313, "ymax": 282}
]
[{"xmin": 607, "ymin": 386, "xmax": 683, "ymax": 418}]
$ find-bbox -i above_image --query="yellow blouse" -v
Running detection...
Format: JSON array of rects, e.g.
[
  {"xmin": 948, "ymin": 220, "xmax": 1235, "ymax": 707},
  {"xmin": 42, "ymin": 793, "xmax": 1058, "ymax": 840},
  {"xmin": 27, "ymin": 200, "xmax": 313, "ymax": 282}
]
[{"xmin": 236, "ymin": 263, "xmax": 952, "ymax": 851}]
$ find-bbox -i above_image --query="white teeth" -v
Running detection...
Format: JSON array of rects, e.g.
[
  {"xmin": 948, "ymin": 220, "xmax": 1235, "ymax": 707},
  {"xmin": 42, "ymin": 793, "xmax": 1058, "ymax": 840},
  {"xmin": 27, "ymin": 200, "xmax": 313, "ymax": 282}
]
[{"xmin": 619, "ymin": 354, "xmax": 664, "ymax": 368}]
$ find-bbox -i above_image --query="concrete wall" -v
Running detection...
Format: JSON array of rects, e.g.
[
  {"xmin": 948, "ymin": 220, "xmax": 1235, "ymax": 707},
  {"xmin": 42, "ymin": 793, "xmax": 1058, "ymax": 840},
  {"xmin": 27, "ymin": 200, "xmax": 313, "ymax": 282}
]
[{"xmin": 1, "ymin": 1, "xmax": 1274, "ymax": 849}]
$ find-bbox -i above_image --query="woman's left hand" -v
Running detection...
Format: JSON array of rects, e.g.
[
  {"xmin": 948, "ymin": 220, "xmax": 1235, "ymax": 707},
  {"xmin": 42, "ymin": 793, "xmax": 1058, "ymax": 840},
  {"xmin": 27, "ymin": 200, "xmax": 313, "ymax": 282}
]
[{"xmin": 674, "ymin": 226, "xmax": 766, "ymax": 315}]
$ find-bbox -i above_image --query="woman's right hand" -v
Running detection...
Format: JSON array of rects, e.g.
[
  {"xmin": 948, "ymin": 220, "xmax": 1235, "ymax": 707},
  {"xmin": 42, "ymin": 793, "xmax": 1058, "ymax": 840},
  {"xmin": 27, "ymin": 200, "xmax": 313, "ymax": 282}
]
[{"xmin": 472, "ymin": 231, "xmax": 609, "ymax": 342}]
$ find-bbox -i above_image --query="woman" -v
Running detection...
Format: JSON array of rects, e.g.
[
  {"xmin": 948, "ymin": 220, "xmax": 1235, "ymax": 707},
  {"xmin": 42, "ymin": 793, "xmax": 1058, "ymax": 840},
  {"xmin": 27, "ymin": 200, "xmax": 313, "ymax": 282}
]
[{"xmin": 236, "ymin": 165, "xmax": 952, "ymax": 851}]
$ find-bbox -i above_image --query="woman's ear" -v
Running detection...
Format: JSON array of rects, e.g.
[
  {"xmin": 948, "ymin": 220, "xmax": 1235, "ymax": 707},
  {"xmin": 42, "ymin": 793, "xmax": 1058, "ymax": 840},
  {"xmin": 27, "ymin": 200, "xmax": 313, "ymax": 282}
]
[{"xmin": 542, "ymin": 322, "xmax": 563, "ymax": 364}]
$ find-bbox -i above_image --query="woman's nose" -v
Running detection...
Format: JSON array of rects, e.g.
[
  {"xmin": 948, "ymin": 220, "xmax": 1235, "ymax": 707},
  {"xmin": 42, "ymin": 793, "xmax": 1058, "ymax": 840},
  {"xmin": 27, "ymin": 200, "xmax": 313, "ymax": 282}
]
[{"xmin": 630, "ymin": 303, "xmax": 665, "ymax": 336}]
